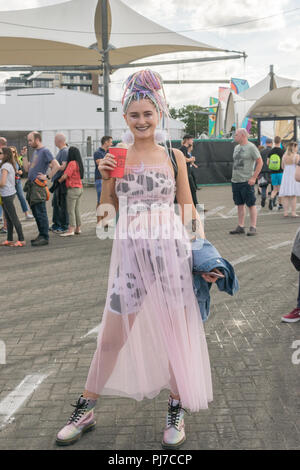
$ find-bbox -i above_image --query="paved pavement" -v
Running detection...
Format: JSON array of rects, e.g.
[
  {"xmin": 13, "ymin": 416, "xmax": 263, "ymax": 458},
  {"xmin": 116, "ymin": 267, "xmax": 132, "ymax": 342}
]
[{"xmin": 0, "ymin": 185, "xmax": 299, "ymax": 450}]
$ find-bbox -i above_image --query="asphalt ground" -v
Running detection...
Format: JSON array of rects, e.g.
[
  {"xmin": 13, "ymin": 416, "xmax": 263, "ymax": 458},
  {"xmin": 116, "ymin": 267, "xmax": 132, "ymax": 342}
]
[{"xmin": 0, "ymin": 184, "xmax": 299, "ymax": 450}]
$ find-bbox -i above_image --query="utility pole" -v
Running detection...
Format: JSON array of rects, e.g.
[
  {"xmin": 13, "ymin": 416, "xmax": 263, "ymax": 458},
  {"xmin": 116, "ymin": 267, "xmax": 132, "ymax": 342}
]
[{"xmin": 101, "ymin": 0, "xmax": 110, "ymax": 135}]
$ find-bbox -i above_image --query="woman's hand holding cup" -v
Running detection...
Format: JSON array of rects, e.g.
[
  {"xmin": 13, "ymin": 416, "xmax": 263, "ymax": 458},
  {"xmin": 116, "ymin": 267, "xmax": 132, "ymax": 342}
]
[{"xmin": 98, "ymin": 153, "xmax": 117, "ymax": 179}]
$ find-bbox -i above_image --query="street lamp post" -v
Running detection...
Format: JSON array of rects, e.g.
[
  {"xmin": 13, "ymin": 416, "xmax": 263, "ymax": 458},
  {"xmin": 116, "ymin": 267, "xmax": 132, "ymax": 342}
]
[{"xmin": 101, "ymin": 0, "xmax": 110, "ymax": 136}]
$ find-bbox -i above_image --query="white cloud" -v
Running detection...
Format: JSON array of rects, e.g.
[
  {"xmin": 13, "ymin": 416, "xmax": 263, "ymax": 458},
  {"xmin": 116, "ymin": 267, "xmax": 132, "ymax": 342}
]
[
  {"xmin": 124, "ymin": 0, "xmax": 291, "ymax": 33},
  {"xmin": 278, "ymin": 37, "xmax": 300, "ymax": 52}
]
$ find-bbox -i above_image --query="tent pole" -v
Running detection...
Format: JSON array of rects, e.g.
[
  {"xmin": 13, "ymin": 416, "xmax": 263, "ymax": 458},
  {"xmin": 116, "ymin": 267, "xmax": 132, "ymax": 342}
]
[
  {"xmin": 0, "ymin": 55, "xmax": 245, "ymax": 74},
  {"xmin": 111, "ymin": 53, "xmax": 246, "ymax": 70},
  {"xmin": 294, "ymin": 118, "xmax": 298, "ymax": 141},
  {"xmin": 269, "ymin": 64, "xmax": 275, "ymax": 91},
  {"xmin": 163, "ymin": 80, "xmax": 230, "ymax": 84},
  {"xmin": 102, "ymin": 0, "xmax": 110, "ymax": 136},
  {"xmin": 257, "ymin": 119, "xmax": 261, "ymax": 145},
  {"xmin": 0, "ymin": 66, "xmax": 102, "ymax": 72}
]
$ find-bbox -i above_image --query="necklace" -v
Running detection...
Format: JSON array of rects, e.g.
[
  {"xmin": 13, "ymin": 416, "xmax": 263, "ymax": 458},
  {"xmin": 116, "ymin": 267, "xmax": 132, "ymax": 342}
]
[{"xmin": 131, "ymin": 161, "xmax": 145, "ymax": 173}]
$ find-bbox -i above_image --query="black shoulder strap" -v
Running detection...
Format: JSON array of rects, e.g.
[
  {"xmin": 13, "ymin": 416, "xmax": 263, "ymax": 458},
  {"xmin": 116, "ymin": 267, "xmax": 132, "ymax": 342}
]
[{"xmin": 167, "ymin": 146, "xmax": 178, "ymax": 180}]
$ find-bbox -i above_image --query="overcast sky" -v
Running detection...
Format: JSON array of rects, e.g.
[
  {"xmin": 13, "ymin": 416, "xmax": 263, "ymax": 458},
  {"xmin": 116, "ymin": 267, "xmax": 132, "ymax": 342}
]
[{"xmin": 0, "ymin": 0, "xmax": 299, "ymax": 108}]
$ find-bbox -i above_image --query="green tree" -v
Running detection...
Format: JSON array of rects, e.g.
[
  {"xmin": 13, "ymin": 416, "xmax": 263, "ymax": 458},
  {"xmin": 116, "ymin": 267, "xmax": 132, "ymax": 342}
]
[
  {"xmin": 169, "ymin": 105, "xmax": 209, "ymax": 137},
  {"xmin": 248, "ymin": 118, "xmax": 258, "ymax": 138}
]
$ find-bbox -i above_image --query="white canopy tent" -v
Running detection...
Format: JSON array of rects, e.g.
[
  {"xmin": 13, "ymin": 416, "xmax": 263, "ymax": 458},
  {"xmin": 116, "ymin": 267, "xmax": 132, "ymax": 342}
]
[
  {"xmin": 239, "ymin": 73, "xmax": 295, "ymax": 101},
  {"xmin": 223, "ymin": 71, "xmax": 297, "ymax": 137},
  {"xmin": 247, "ymin": 87, "xmax": 300, "ymax": 118},
  {"xmin": 0, "ymin": 0, "xmax": 226, "ymax": 67},
  {"xmin": 246, "ymin": 86, "xmax": 300, "ymax": 142}
]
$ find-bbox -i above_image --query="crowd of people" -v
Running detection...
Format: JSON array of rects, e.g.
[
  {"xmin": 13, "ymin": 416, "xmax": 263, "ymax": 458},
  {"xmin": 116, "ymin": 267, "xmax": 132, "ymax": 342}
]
[
  {"xmin": 229, "ymin": 132, "xmax": 300, "ymax": 238},
  {"xmin": 257, "ymin": 137, "xmax": 300, "ymax": 216},
  {"xmin": 0, "ymin": 129, "xmax": 204, "ymax": 248},
  {"xmin": 0, "ymin": 132, "xmax": 85, "ymax": 246}
]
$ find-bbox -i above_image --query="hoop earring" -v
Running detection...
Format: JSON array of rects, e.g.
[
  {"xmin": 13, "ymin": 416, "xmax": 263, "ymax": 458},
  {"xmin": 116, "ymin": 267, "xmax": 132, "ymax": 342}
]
[
  {"xmin": 121, "ymin": 129, "xmax": 134, "ymax": 145},
  {"xmin": 154, "ymin": 129, "xmax": 168, "ymax": 144}
]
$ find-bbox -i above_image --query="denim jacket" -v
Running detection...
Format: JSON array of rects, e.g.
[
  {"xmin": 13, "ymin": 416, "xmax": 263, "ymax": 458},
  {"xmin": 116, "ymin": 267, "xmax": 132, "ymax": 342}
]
[{"xmin": 191, "ymin": 238, "xmax": 239, "ymax": 322}]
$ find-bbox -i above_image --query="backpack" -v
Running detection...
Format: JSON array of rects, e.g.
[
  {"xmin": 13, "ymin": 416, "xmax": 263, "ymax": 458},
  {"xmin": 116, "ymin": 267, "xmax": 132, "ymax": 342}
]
[
  {"xmin": 291, "ymin": 227, "xmax": 300, "ymax": 271},
  {"xmin": 268, "ymin": 153, "xmax": 281, "ymax": 171}
]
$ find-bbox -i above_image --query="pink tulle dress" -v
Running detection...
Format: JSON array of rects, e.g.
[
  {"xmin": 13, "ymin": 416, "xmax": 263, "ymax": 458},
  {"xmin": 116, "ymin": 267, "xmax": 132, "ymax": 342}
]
[{"xmin": 85, "ymin": 152, "xmax": 213, "ymax": 412}]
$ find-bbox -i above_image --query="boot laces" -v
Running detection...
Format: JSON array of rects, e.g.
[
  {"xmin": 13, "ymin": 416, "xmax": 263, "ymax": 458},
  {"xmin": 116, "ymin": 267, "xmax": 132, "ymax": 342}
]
[
  {"xmin": 68, "ymin": 398, "xmax": 89, "ymax": 424},
  {"xmin": 167, "ymin": 401, "xmax": 187, "ymax": 428}
]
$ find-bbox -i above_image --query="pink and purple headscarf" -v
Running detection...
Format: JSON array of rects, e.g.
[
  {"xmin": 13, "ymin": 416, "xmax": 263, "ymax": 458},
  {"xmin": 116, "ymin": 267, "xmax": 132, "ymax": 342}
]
[{"xmin": 122, "ymin": 69, "xmax": 170, "ymax": 118}]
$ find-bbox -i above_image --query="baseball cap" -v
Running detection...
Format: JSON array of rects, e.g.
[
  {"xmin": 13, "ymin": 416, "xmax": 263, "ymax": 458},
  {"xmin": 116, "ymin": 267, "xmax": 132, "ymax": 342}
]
[{"xmin": 266, "ymin": 138, "xmax": 273, "ymax": 144}]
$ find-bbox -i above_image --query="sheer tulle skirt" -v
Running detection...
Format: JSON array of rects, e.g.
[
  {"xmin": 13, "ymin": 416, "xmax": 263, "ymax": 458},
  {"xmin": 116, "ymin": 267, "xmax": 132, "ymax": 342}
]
[{"xmin": 85, "ymin": 208, "xmax": 213, "ymax": 412}]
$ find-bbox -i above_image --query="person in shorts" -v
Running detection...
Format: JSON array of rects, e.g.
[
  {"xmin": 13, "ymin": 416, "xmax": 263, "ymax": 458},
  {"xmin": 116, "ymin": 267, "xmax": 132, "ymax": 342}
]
[
  {"xmin": 267, "ymin": 136, "xmax": 284, "ymax": 211},
  {"xmin": 230, "ymin": 129, "xmax": 263, "ymax": 236}
]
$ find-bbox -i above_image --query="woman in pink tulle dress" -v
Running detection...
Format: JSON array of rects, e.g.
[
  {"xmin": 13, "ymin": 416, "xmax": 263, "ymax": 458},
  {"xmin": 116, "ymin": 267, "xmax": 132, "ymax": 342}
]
[{"xmin": 56, "ymin": 70, "xmax": 220, "ymax": 449}]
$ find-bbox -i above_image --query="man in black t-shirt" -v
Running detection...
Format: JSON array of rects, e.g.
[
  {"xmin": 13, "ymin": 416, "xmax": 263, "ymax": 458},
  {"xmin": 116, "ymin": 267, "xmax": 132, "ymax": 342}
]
[
  {"xmin": 267, "ymin": 136, "xmax": 284, "ymax": 210},
  {"xmin": 179, "ymin": 135, "xmax": 198, "ymax": 206},
  {"xmin": 258, "ymin": 138, "xmax": 272, "ymax": 207},
  {"xmin": 94, "ymin": 135, "xmax": 112, "ymax": 222}
]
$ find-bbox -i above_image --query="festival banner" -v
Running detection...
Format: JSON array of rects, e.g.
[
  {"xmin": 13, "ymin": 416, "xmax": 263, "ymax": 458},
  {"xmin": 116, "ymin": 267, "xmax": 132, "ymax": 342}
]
[
  {"xmin": 208, "ymin": 97, "xmax": 218, "ymax": 136},
  {"xmin": 231, "ymin": 78, "xmax": 250, "ymax": 131},
  {"xmin": 230, "ymin": 78, "xmax": 249, "ymax": 95},
  {"xmin": 218, "ymin": 87, "xmax": 230, "ymax": 103}
]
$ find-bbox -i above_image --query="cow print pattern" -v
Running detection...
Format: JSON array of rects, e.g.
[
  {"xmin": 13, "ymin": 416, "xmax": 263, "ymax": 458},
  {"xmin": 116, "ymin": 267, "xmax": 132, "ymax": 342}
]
[
  {"xmin": 109, "ymin": 164, "xmax": 189, "ymax": 315},
  {"xmin": 115, "ymin": 166, "xmax": 175, "ymax": 206},
  {"xmin": 109, "ymin": 239, "xmax": 190, "ymax": 315}
]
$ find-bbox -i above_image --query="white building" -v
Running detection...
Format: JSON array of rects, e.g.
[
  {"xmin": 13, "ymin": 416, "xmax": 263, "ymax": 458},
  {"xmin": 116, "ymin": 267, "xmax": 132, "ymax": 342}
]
[
  {"xmin": 0, "ymin": 87, "xmax": 184, "ymax": 155},
  {"xmin": 4, "ymin": 71, "xmax": 102, "ymax": 95}
]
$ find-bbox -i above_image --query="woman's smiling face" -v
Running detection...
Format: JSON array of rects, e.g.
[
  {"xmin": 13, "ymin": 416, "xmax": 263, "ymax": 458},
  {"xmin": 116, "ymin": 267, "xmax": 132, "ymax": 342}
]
[{"xmin": 124, "ymin": 98, "xmax": 159, "ymax": 141}]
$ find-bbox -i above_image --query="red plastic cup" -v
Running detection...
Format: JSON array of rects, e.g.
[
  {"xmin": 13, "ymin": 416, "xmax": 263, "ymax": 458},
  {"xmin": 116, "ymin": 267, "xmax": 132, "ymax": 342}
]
[{"xmin": 108, "ymin": 147, "xmax": 127, "ymax": 178}]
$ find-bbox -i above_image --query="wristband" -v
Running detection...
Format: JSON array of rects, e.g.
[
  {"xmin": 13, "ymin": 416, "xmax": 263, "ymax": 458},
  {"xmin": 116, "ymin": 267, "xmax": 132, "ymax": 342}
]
[{"xmin": 102, "ymin": 177, "xmax": 111, "ymax": 180}]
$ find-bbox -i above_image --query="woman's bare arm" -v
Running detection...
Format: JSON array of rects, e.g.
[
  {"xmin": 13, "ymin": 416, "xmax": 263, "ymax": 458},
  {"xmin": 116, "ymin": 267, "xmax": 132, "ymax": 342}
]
[
  {"xmin": 0, "ymin": 169, "xmax": 8, "ymax": 188},
  {"xmin": 173, "ymin": 148, "xmax": 205, "ymax": 239},
  {"xmin": 295, "ymin": 158, "xmax": 300, "ymax": 182},
  {"xmin": 97, "ymin": 177, "xmax": 118, "ymax": 224}
]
